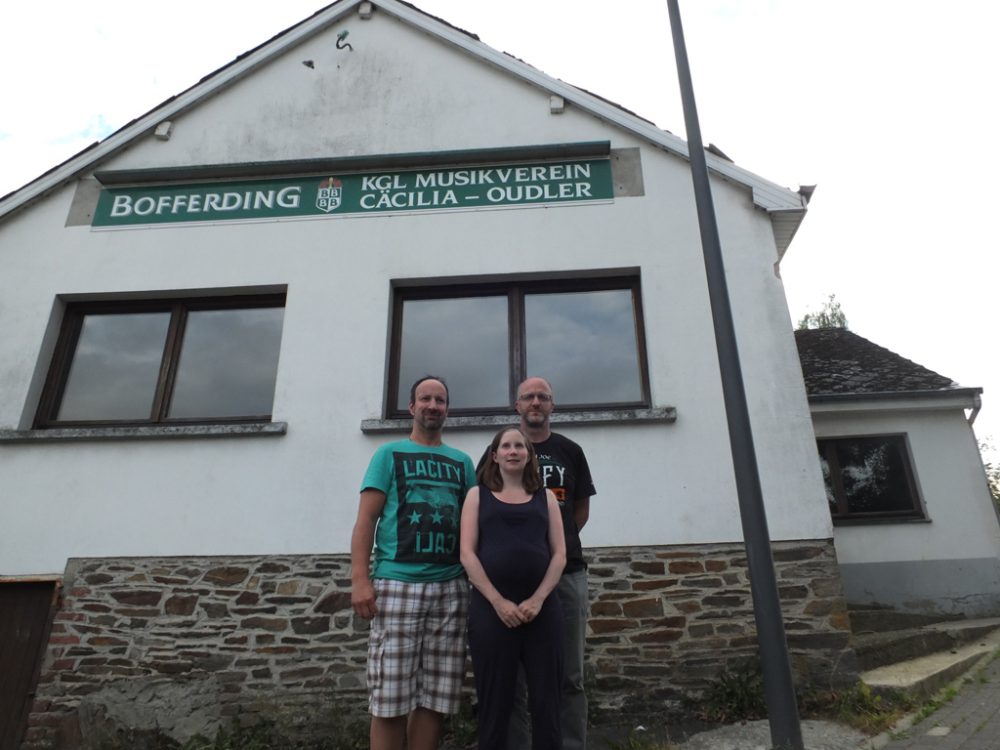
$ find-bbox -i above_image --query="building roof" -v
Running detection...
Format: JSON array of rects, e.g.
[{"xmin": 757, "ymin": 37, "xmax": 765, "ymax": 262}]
[
  {"xmin": 794, "ymin": 327, "xmax": 959, "ymax": 397},
  {"xmin": 0, "ymin": 0, "xmax": 808, "ymax": 255}
]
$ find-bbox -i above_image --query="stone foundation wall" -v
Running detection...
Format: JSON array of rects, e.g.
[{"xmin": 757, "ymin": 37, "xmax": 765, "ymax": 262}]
[
  {"xmin": 585, "ymin": 539, "xmax": 857, "ymax": 718},
  {"xmin": 21, "ymin": 539, "xmax": 857, "ymax": 748}
]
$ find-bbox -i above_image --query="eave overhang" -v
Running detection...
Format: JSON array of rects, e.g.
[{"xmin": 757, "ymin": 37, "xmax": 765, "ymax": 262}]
[{"xmin": 807, "ymin": 387, "xmax": 983, "ymax": 415}]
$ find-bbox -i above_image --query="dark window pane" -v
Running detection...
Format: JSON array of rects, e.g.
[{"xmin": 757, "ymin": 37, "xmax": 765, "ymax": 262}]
[
  {"xmin": 57, "ymin": 312, "xmax": 170, "ymax": 421},
  {"xmin": 525, "ymin": 289, "xmax": 642, "ymax": 404},
  {"xmin": 397, "ymin": 297, "xmax": 508, "ymax": 411},
  {"xmin": 830, "ymin": 437, "xmax": 915, "ymax": 514},
  {"xmin": 169, "ymin": 307, "xmax": 284, "ymax": 418}
]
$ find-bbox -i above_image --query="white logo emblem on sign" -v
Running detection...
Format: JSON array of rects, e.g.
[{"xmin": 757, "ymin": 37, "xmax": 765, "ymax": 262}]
[{"xmin": 316, "ymin": 178, "xmax": 343, "ymax": 212}]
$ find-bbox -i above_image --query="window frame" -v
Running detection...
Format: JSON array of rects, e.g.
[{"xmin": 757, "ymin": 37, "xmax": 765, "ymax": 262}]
[
  {"xmin": 385, "ymin": 273, "xmax": 650, "ymax": 418},
  {"xmin": 818, "ymin": 433, "xmax": 926, "ymax": 523},
  {"xmin": 34, "ymin": 292, "xmax": 286, "ymax": 428}
]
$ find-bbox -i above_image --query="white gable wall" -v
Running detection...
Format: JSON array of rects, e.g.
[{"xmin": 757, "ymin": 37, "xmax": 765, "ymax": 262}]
[
  {"xmin": 0, "ymin": 6, "xmax": 830, "ymax": 576},
  {"xmin": 105, "ymin": 14, "xmax": 632, "ymax": 168}
]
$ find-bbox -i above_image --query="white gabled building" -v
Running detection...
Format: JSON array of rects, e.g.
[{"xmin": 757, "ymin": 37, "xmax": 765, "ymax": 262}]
[
  {"xmin": 0, "ymin": 1, "xmax": 869, "ymax": 746},
  {"xmin": 0, "ymin": 0, "xmax": 824, "ymax": 572}
]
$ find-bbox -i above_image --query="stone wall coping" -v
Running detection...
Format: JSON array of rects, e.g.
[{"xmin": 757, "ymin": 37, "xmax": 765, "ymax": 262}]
[{"xmin": 361, "ymin": 407, "xmax": 677, "ymax": 433}]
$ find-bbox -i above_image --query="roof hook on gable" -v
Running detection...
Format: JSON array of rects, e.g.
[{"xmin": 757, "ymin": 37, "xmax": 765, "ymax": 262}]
[{"xmin": 337, "ymin": 30, "xmax": 353, "ymax": 52}]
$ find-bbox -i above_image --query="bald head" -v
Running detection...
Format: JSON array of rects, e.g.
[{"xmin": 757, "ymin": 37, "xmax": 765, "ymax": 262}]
[{"xmin": 515, "ymin": 376, "xmax": 554, "ymax": 439}]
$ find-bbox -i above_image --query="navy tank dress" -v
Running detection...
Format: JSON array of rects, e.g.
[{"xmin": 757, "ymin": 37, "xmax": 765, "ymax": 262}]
[{"xmin": 467, "ymin": 485, "xmax": 563, "ymax": 750}]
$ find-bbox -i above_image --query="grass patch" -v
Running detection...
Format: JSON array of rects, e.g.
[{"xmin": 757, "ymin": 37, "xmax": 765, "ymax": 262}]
[
  {"xmin": 801, "ymin": 682, "xmax": 913, "ymax": 735},
  {"xmin": 686, "ymin": 659, "xmax": 767, "ymax": 723},
  {"xmin": 910, "ymin": 685, "xmax": 958, "ymax": 727},
  {"xmin": 685, "ymin": 659, "xmax": 914, "ymax": 736}
]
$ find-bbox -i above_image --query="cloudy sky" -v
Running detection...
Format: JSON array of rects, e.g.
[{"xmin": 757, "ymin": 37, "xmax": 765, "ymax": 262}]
[{"xmin": 3, "ymin": 1, "xmax": 998, "ymax": 455}]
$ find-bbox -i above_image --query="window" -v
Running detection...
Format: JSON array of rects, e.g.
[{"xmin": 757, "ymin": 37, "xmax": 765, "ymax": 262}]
[
  {"xmin": 387, "ymin": 274, "xmax": 649, "ymax": 415},
  {"xmin": 35, "ymin": 293, "xmax": 285, "ymax": 427},
  {"xmin": 818, "ymin": 435, "xmax": 924, "ymax": 521}
]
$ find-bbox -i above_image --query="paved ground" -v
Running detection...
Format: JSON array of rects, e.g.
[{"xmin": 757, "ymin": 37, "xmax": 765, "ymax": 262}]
[
  {"xmin": 872, "ymin": 651, "xmax": 1000, "ymax": 750},
  {"xmin": 678, "ymin": 718, "xmax": 867, "ymax": 749},
  {"xmin": 588, "ymin": 717, "xmax": 867, "ymax": 749}
]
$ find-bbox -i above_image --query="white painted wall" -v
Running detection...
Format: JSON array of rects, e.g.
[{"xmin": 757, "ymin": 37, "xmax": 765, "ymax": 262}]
[
  {"xmin": 814, "ymin": 403, "xmax": 1000, "ymax": 565},
  {"xmin": 0, "ymin": 8, "xmax": 830, "ymax": 576}
]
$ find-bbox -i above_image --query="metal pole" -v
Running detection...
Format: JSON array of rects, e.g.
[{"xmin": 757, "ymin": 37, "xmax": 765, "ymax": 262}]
[{"xmin": 664, "ymin": 2, "xmax": 804, "ymax": 748}]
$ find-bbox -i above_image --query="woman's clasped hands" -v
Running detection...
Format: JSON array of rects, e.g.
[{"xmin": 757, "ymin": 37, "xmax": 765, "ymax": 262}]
[{"xmin": 492, "ymin": 595, "xmax": 544, "ymax": 627}]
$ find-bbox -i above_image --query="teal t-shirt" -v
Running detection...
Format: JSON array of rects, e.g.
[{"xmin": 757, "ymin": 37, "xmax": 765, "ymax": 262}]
[{"xmin": 360, "ymin": 439, "xmax": 475, "ymax": 582}]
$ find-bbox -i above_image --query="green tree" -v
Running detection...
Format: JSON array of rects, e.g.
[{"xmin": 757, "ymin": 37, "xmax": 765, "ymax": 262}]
[
  {"xmin": 797, "ymin": 293, "xmax": 848, "ymax": 330},
  {"xmin": 979, "ymin": 439, "xmax": 1000, "ymax": 512}
]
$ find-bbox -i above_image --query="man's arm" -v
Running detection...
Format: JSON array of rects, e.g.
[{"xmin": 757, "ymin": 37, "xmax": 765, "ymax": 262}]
[
  {"xmin": 350, "ymin": 488, "xmax": 386, "ymax": 619},
  {"xmin": 574, "ymin": 495, "xmax": 591, "ymax": 531}
]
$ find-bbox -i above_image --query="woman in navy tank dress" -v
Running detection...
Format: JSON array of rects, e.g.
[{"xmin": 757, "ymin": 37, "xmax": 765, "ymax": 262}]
[{"xmin": 460, "ymin": 426, "xmax": 566, "ymax": 750}]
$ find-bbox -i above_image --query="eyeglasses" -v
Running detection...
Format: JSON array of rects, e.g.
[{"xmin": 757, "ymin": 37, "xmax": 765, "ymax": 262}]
[{"xmin": 517, "ymin": 392, "xmax": 552, "ymax": 403}]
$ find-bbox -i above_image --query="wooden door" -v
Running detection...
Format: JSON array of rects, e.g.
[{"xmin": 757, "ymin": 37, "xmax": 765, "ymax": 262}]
[{"xmin": 0, "ymin": 582, "xmax": 58, "ymax": 750}]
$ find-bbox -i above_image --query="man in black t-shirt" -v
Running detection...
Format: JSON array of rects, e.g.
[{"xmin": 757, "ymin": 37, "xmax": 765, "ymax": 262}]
[{"xmin": 479, "ymin": 376, "xmax": 595, "ymax": 750}]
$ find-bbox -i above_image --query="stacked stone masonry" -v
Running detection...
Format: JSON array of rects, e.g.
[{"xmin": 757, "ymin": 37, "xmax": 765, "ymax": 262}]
[
  {"xmin": 585, "ymin": 539, "xmax": 858, "ymax": 718},
  {"xmin": 21, "ymin": 540, "xmax": 857, "ymax": 748}
]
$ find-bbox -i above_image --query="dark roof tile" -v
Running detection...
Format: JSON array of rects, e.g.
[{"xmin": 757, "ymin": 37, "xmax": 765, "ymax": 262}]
[{"xmin": 794, "ymin": 328, "xmax": 956, "ymax": 396}]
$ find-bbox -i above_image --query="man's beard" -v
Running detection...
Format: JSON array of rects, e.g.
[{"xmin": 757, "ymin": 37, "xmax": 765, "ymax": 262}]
[
  {"xmin": 522, "ymin": 411, "xmax": 548, "ymax": 427},
  {"xmin": 418, "ymin": 413, "xmax": 444, "ymax": 430}
]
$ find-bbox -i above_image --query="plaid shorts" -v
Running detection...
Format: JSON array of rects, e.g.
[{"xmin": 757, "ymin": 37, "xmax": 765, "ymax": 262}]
[{"xmin": 367, "ymin": 577, "xmax": 470, "ymax": 717}]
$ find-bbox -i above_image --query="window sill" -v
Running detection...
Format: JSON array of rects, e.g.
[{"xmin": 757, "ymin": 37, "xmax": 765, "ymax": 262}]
[
  {"xmin": 361, "ymin": 407, "xmax": 676, "ymax": 434},
  {"xmin": 0, "ymin": 422, "xmax": 287, "ymax": 444}
]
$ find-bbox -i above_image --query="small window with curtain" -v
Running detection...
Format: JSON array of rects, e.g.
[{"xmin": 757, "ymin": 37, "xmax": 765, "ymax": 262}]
[
  {"xmin": 35, "ymin": 293, "xmax": 285, "ymax": 427},
  {"xmin": 818, "ymin": 434, "xmax": 925, "ymax": 522},
  {"xmin": 387, "ymin": 273, "xmax": 649, "ymax": 416}
]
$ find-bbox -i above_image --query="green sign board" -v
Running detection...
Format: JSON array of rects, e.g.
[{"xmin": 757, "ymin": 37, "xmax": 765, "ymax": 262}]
[{"xmin": 92, "ymin": 158, "xmax": 613, "ymax": 227}]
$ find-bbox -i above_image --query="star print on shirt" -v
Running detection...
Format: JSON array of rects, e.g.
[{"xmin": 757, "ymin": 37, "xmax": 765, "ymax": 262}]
[
  {"xmin": 430, "ymin": 510, "xmax": 444, "ymax": 524},
  {"xmin": 408, "ymin": 510, "xmax": 422, "ymax": 524}
]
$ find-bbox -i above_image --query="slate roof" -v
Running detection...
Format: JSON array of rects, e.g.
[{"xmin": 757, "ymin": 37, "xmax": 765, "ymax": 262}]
[{"xmin": 794, "ymin": 327, "xmax": 958, "ymax": 396}]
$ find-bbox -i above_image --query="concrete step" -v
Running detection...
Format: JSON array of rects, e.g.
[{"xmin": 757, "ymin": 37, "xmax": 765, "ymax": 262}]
[
  {"xmin": 847, "ymin": 605, "xmax": 965, "ymax": 634},
  {"xmin": 861, "ymin": 623, "xmax": 1000, "ymax": 702},
  {"xmin": 852, "ymin": 617, "xmax": 1000, "ymax": 671}
]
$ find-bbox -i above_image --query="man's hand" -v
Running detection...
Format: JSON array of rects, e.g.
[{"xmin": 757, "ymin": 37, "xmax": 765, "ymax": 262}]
[
  {"xmin": 350, "ymin": 489, "xmax": 386, "ymax": 620},
  {"xmin": 352, "ymin": 579, "xmax": 378, "ymax": 619}
]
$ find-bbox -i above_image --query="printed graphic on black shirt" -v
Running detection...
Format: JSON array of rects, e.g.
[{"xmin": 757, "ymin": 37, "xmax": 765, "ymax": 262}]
[
  {"xmin": 392, "ymin": 451, "xmax": 466, "ymax": 564},
  {"xmin": 535, "ymin": 450, "xmax": 569, "ymax": 504}
]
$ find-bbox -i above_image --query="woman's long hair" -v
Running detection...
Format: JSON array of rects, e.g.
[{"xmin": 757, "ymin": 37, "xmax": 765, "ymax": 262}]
[{"xmin": 476, "ymin": 426, "xmax": 542, "ymax": 493}]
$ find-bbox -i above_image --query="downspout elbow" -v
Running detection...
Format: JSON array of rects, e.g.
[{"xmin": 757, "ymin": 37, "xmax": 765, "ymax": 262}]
[{"xmin": 968, "ymin": 392, "xmax": 982, "ymax": 425}]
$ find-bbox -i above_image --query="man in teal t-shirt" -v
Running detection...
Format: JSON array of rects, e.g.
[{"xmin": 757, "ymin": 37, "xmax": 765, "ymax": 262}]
[{"xmin": 351, "ymin": 376, "xmax": 475, "ymax": 750}]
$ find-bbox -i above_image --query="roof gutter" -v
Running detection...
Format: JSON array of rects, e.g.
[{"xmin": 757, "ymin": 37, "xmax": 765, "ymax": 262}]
[
  {"xmin": 807, "ymin": 387, "xmax": 984, "ymax": 419},
  {"xmin": 807, "ymin": 386, "xmax": 983, "ymax": 404}
]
